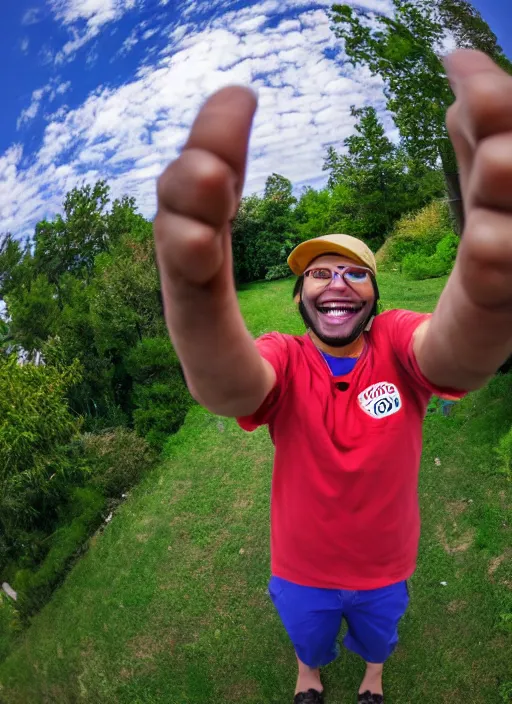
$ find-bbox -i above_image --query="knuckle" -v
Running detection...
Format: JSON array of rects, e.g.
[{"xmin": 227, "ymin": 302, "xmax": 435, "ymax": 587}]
[
  {"xmin": 463, "ymin": 210, "xmax": 503, "ymax": 266},
  {"xmin": 445, "ymin": 103, "xmax": 459, "ymax": 134},
  {"xmin": 464, "ymin": 73, "xmax": 502, "ymax": 109},
  {"xmin": 474, "ymin": 136, "xmax": 512, "ymax": 182},
  {"xmin": 182, "ymin": 149, "xmax": 232, "ymax": 192},
  {"xmin": 156, "ymin": 163, "xmax": 178, "ymax": 206}
]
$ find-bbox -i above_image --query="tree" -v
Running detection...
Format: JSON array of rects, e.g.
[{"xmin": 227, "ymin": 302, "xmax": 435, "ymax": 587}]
[
  {"xmin": 33, "ymin": 181, "xmax": 111, "ymax": 285},
  {"xmin": 257, "ymin": 174, "xmax": 297, "ymax": 277},
  {"xmin": 330, "ymin": 0, "xmax": 512, "ymax": 235},
  {"xmin": 437, "ymin": 0, "xmax": 512, "ymax": 73},
  {"xmin": 231, "ymin": 194, "xmax": 263, "ymax": 285},
  {"xmin": 330, "ymin": 1, "xmax": 461, "ymax": 229},
  {"xmin": 323, "ymin": 106, "xmax": 445, "ymax": 241},
  {"xmin": 0, "ymin": 352, "xmax": 82, "ymax": 567}
]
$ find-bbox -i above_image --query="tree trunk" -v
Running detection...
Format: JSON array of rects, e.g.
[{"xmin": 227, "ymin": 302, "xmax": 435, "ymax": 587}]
[{"xmin": 444, "ymin": 170, "xmax": 464, "ymax": 236}]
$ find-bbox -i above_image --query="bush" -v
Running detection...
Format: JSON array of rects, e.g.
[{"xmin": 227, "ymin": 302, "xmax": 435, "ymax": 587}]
[
  {"xmin": 496, "ymin": 426, "xmax": 512, "ymax": 478},
  {"xmin": 265, "ymin": 264, "xmax": 292, "ymax": 281},
  {"xmin": 402, "ymin": 252, "xmax": 449, "ymax": 280},
  {"xmin": 82, "ymin": 427, "xmax": 155, "ymax": 497},
  {"xmin": 380, "ymin": 200, "xmax": 455, "ymax": 268},
  {"xmin": 125, "ymin": 337, "xmax": 194, "ymax": 449},
  {"xmin": 0, "ymin": 353, "xmax": 84, "ymax": 568},
  {"xmin": 0, "ymin": 592, "xmax": 21, "ymax": 662},
  {"xmin": 13, "ymin": 487, "xmax": 105, "ymax": 617},
  {"xmin": 132, "ymin": 382, "xmax": 193, "ymax": 450},
  {"xmin": 435, "ymin": 233, "xmax": 459, "ymax": 267},
  {"xmin": 124, "ymin": 336, "xmax": 177, "ymax": 384},
  {"xmin": 401, "ymin": 231, "xmax": 459, "ymax": 281}
]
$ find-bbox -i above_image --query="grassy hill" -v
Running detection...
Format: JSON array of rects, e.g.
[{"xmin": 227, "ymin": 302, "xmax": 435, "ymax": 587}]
[{"xmin": 0, "ymin": 274, "xmax": 510, "ymax": 703}]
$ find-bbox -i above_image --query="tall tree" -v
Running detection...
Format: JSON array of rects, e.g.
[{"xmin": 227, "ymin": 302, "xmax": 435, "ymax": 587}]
[
  {"xmin": 33, "ymin": 181, "xmax": 111, "ymax": 285},
  {"xmin": 437, "ymin": 0, "xmax": 512, "ymax": 72},
  {"xmin": 330, "ymin": 0, "xmax": 512, "ymax": 235},
  {"xmin": 330, "ymin": 1, "xmax": 461, "ymax": 230},
  {"xmin": 323, "ymin": 106, "xmax": 444, "ymax": 240}
]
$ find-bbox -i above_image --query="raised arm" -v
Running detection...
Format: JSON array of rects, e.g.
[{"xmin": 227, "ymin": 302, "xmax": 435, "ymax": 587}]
[
  {"xmin": 414, "ymin": 50, "xmax": 512, "ymax": 391},
  {"xmin": 154, "ymin": 87, "xmax": 276, "ymax": 417}
]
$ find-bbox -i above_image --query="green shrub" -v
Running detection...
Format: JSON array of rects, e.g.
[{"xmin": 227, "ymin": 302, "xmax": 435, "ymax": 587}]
[
  {"xmin": 0, "ymin": 353, "xmax": 84, "ymax": 568},
  {"xmin": 435, "ymin": 233, "xmax": 459, "ymax": 266},
  {"xmin": 14, "ymin": 487, "xmax": 105, "ymax": 617},
  {"xmin": 496, "ymin": 426, "xmax": 512, "ymax": 478},
  {"xmin": 124, "ymin": 336, "xmax": 177, "ymax": 384},
  {"xmin": 265, "ymin": 264, "xmax": 292, "ymax": 281},
  {"xmin": 402, "ymin": 252, "xmax": 450, "ymax": 280},
  {"xmin": 0, "ymin": 592, "xmax": 21, "ymax": 662},
  {"xmin": 125, "ymin": 337, "xmax": 194, "ymax": 449},
  {"xmin": 380, "ymin": 200, "xmax": 455, "ymax": 268},
  {"xmin": 499, "ymin": 681, "xmax": 512, "ymax": 704},
  {"xmin": 132, "ymin": 382, "xmax": 193, "ymax": 450},
  {"xmin": 82, "ymin": 427, "xmax": 155, "ymax": 496}
]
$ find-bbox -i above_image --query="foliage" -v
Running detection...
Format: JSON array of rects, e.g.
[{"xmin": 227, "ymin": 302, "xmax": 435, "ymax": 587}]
[
  {"xmin": 329, "ymin": 0, "xmax": 512, "ymax": 233},
  {"xmin": 380, "ymin": 199, "xmax": 454, "ymax": 270},
  {"xmin": 5, "ymin": 275, "xmax": 59, "ymax": 353},
  {"xmin": 402, "ymin": 251, "xmax": 449, "ymax": 280},
  {"xmin": 0, "ymin": 593, "xmax": 21, "ymax": 663},
  {"xmin": 265, "ymin": 264, "xmax": 293, "ymax": 281},
  {"xmin": 125, "ymin": 336, "xmax": 194, "ymax": 449},
  {"xmin": 401, "ymin": 231, "xmax": 459, "ymax": 280},
  {"xmin": 231, "ymin": 174, "xmax": 297, "ymax": 284},
  {"xmin": 0, "ymin": 353, "xmax": 83, "ymax": 567},
  {"xmin": 13, "ymin": 487, "xmax": 106, "ymax": 618},
  {"xmin": 495, "ymin": 426, "xmax": 512, "ymax": 478},
  {"xmin": 437, "ymin": 0, "xmax": 512, "ymax": 73},
  {"xmin": 323, "ymin": 106, "xmax": 445, "ymax": 241},
  {"xmin": 82, "ymin": 428, "xmax": 155, "ymax": 497},
  {"xmin": 33, "ymin": 181, "xmax": 112, "ymax": 284},
  {"xmin": 330, "ymin": 1, "xmax": 457, "ymax": 172}
]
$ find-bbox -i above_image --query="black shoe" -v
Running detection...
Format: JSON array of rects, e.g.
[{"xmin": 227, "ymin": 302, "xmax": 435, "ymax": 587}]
[
  {"xmin": 358, "ymin": 692, "xmax": 384, "ymax": 704},
  {"xmin": 294, "ymin": 689, "xmax": 324, "ymax": 704}
]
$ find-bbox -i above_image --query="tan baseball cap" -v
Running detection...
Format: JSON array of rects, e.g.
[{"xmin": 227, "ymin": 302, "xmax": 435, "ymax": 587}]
[{"xmin": 287, "ymin": 234, "xmax": 377, "ymax": 276}]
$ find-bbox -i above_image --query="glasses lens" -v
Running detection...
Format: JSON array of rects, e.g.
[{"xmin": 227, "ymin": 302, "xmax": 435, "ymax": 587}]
[
  {"xmin": 344, "ymin": 267, "xmax": 370, "ymax": 284},
  {"xmin": 310, "ymin": 268, "xmax": 331, "ymax": 280}
]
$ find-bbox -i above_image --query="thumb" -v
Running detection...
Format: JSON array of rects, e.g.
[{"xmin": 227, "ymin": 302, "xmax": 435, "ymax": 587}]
[{"xmin": 184, "ymin": 85, "xmax": 258, "ymax": 208}]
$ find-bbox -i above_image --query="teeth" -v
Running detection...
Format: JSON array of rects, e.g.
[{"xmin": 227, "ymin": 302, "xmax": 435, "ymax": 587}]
[{"xmin": 325, "ymin": 308, "xmax": 357, "ymax": 316}]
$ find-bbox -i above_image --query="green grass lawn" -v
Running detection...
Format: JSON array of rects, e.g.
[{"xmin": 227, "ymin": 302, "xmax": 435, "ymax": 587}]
[{"xmin": 0, "ymin": 273, "xmax": 511, "ymax": 704}]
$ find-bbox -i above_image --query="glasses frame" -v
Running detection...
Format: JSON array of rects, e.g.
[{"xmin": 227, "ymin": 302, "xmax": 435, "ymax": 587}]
[{"xmin": 303, "ymin": 264, "xmax": 374, "ymax": 289}]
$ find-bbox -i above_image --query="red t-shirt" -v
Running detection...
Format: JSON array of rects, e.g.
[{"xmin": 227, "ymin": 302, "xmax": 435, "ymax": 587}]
[{"xmin": 237, "ymin": 310, "xmax": 464, "ymax": 590}]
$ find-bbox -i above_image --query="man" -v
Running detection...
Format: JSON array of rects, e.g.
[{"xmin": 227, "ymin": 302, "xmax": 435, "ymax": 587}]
[{"xmin": 154, "ymin": 50, "xmax": 512, "ymax": 703}]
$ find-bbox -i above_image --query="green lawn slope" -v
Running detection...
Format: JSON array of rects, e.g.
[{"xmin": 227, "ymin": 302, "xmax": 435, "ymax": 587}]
[{"xmin": 0, "ymin": 274, "xmax": 510, "ymax": 703}]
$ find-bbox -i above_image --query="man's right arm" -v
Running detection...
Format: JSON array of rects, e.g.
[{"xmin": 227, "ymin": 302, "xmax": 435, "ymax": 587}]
[{"xmin": 154, "ymin": 86, "xmax": 276, "ymax": 418}]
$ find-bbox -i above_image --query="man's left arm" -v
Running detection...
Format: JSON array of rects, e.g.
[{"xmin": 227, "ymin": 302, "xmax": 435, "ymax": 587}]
[{"xmin": 414, "ymin": 50, "xmax": 512, "ymax": 392}]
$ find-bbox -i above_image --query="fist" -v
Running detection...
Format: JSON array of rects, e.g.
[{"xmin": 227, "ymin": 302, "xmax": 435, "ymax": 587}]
[
  {"xmin": 445, "ymin": 50, "xmax": 512, "ymax": 309},
  {"xmin": 154, "ymin": 87, "xmax": 257, "ymax": 287}
]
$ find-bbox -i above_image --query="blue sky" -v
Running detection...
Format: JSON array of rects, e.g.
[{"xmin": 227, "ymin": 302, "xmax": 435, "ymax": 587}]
[{"xmin": 1, "ymin": 0, "xmax": 510, "ymax": 237}]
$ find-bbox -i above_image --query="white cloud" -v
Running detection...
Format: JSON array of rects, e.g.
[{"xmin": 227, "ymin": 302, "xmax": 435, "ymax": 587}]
[
  {"xmin": 56, "ymin": 81, "xmax": 72, "ymax": 95},
  {"xmin": 50, "ymin": 0, "xmax": 139, "ymax": 63},
  {"xmin": 16, "ymin": 80, "xmax": 73, "ymax": 129},
  {"xmin": 22, "ymin": 8, "xmax": 41, "ymax": 25},
  {"xmin": 20, "ymin": 37, "xmax": 30, "ymax": 54},
  {"xmin": 3, "ymin": 0, "xmax": 396, "ymax": 237}
]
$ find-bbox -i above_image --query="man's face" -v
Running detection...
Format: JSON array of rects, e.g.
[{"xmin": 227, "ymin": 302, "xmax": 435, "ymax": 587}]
[{"xmin": 298, "ymin": 254, "xmax": 376, "ymax": 348}]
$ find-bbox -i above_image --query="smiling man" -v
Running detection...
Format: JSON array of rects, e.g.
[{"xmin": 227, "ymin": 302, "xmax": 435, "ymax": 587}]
[{"xmin": 154, "ymin": 50, "xmax": 512, "ymax": 703}]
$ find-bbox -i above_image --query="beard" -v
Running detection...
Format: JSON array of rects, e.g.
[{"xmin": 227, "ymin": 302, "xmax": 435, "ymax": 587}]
[{"xmin": 298, "ymin": 298, "xmax": 374, "ymax": 348}]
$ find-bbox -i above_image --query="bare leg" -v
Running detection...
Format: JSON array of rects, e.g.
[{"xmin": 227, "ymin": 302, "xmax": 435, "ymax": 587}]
[
  {"xmin": 295, "ymin": 654, "xmax": 323, "ymax": 695},
  {"xmin": 359, "ymin": 662, "xmax": 384, "ymax": 696}
]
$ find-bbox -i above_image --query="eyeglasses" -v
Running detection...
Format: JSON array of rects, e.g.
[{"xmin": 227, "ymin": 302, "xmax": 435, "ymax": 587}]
[{"xmin": 304, "ymin": 265, "xmax": 372, "ymax": 287}]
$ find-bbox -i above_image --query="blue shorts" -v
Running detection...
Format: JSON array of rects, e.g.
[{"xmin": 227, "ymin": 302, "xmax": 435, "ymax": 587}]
[{"xmin": 268, "ymin": 576, "xmax": 409, "ymax": 668}]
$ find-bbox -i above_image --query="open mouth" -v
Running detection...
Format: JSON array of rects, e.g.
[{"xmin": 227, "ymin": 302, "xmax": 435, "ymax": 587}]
[{"xmin": 316, "ymin": 301, "xmax": 364, "ymax": 320}]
